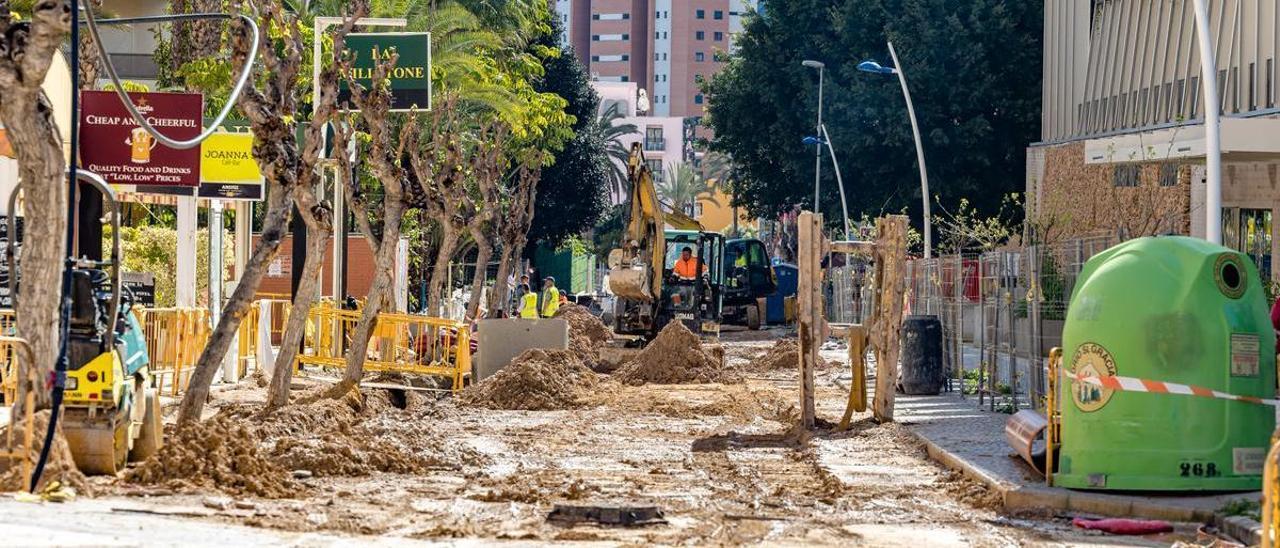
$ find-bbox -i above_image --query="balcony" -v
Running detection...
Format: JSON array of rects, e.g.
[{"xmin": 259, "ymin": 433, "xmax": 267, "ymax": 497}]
[{"xmin": 644, "ymin": 138, "xmax": 666, "ymax": 151}]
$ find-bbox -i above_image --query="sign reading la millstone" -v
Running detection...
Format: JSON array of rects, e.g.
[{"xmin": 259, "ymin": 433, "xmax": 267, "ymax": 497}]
[
  {"xmin": 338, "ymin": 32, "xmax": 432, "ymax": 112},
  {"xmin": 79, "ymin": 90, "xmax": 203, "ymax": 187}
]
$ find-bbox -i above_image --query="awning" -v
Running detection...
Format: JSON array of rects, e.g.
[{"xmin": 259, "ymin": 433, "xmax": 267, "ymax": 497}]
[{"xmin": 1083, "ymin": 117, "xmax": 1280, "ymax": 164}]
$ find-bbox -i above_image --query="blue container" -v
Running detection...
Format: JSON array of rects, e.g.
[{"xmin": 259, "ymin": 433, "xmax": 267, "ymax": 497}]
[{"xmin": 766, "ymin": 263, "xmax": 798, "ymax": 324}]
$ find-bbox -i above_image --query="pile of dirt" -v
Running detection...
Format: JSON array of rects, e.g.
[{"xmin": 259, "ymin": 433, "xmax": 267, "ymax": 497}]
[
  {"xmin": 459, "ymin": 348, "xmax": 599, "ymax": 410},
  {"xmin": 0, "ymin": 410, "xmax": 92, "ymax": 495},
  {"xmin": 751, "ymin": 339, "xmax": 825, "ymax": 371},
  {"xmin": 554, "ymin": 304, "xmax": 612, "ymax": 368},
  {"xmin": 613, "ymin": 322, "xmax": 736, "ymax": 385},
  {"xmin": 124, "ymin": 414, "xmax": 295, "ymax": 498},
  {"xmin": 128, "ymin": 385, "xmax": 482, "ymax": 492},
  {"xmin": 254, "ymin": 385, "xmax": 477, "ymax": 477}
]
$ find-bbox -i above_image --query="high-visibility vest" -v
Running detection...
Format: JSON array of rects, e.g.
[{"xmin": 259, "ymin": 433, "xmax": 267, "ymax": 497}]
[
  {"xmin": 542, "ymin": 287, "xmax": 560, "ymax": 317},
  {"xmin": 519, "ymin": 292, "xmax": 539, "ymax": 319}
]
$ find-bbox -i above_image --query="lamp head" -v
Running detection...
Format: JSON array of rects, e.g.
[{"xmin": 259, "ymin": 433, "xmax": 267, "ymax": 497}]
[
  {"xmin": 801, "ymin": 60, "xmax": 825, "ymax": 69},
  {"xmin": 857, "ymin": 60, "xmax": 896, "ymax": 75}
]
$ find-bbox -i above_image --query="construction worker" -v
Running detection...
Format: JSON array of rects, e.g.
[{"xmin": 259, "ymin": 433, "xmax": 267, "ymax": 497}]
[
  {"xmin": 673, "ymin": 246, "xmax": 706, "ymax": 280},
  {"xmin": 541, "ymin": 276, "xmax": 561, "ymax": 318},
  {"xmin": 518, "ymin": 284, "xmax": 539, "ymax": 319}
]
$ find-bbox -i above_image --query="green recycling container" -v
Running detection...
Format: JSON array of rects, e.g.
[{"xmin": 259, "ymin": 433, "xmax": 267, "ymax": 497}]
[{"xmin": 1056, "ymin": 236, "xmax": 1276, "ymax": 491}]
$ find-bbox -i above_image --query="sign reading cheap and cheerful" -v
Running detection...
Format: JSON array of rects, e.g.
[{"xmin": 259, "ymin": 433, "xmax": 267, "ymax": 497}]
[
  {"xmin": 338, "ymin": 32, "xmax": 432, "ymax": 112},
  {"xmin": 199, "ymin": 132, "xmax": 263, "ymax": 201},
  {"xmin": 79, "ymin": 90, "xmax": 203, "ymax": 188}
]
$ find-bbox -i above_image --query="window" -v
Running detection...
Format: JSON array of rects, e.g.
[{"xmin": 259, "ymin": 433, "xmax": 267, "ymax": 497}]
[
  {"xmin": 601, "ymin": 99, "xmax": 626, "ymax": 116},
  {"xmin": 1158, "ymin": 163, "xmax": 1180, "ymax": 187},
  {"xmin": 694, "ymin": 203, "xmax": 704, "ymax": 217},
  {"xmin": 696, "ymin": 31, "xmax": 705, "ymax": 40},
  {"xmin": 655, "ymin": 73, "xmax": 660, "ymax": 82},
  {"xmin": 695, "ymin": 52, "xmax": 705, "ymax": 62},
  {"xmin": 647, "ymin": 160, "xmax": 664, "ymax": 183},
  {"xmin": 714, "ymin": 31, "xmax": 724, "ymax": 41},
  {"xmin": 1112, "ymin": 164, "xmax": 1139, "ymax": 187},
  {"xmin": 592, "ymin": 35, "xmax": 599, "ymax": 41},
  {"xmin": 714, "ymin": 10, "xmax": 724, "ymax": 19},
  {"xmin": 620, "ymin": 76, "xmax": 628, "ymax": 82},
  {"xmin": 694, "ymin": 94, "xmax": 704, "ymax": 105},
  {"xmin": 1269, "ymin": 59, "xmax": 1275, "ymax": 108},
  {"xmin": 1223, "ymin": 207, "xmax": 1274, "ymax": 280},
  {"xmin": 1250, "ymin": 62, "xmax": 1257, "ymax": 110},
  {"xmin": 696, "ymin": 9, "xmax": 705, "ymax": 19},
  {"xmin": 622, "ymin": 34, "xmax": 629, "ymax": 40}
]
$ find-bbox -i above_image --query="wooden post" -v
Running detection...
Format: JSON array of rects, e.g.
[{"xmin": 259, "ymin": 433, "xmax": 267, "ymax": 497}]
[
  {"xmin": 871, "ymin": 216, "xmax": 907, "ymax": 423},
  {"xmin": 797, "ymin": 212, "xmax": 824, "ymax": 428}
]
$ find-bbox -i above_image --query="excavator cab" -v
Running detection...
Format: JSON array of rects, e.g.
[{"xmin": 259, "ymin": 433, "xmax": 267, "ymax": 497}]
[
  {"xmin": 660, "ymin": 230, "xmax": 724, "ymax": 337},
  {"xmin": 722, "ymin": 238, "xmax": 776, "ymax": 330}
]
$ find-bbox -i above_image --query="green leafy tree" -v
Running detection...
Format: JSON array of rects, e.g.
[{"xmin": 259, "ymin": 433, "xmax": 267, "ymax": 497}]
[
  {"xmin": 598, "ymin": 102, "xmax": 638, "ymax": 198},
  {"xmin": 660, "ymin": 162, "xmax": 719, "ymax": 216},
  {"xmin": 703, "ymin": 0, "xmax": 1041, "ymax": 248}
]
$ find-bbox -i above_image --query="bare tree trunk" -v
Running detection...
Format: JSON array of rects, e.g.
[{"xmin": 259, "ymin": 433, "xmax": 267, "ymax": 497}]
[
  {"xmin": 427, "ymin": 227, "xmax": 458, "ymax": 317},
  {"xmin": 341, "ymin": 200, "xmax": 403, "ymax": 386},
  {"xmin": 489, "ymin": 245, "xmax": 516, "ymax": 315},
  {"xmin": 265, "ymin": 201, "xmax": 331, "ymax": 409},
  {"xmin": 465, "ymin": 225, "xmax": 493, "ymax": 319},
  {"xmin": 178, "ymin": 1, "xmax": 366, "ymax": 423},
  {"xmin": 0, "ymin": 2, "xmax": 72, "ymax": 407},
  {"xmin": 78, "ymin": 0, "xmax": 102, "ymax": 89},
  {"xmin": 178, "ymin": 188, "xmax": 291, "ymax": 422}
]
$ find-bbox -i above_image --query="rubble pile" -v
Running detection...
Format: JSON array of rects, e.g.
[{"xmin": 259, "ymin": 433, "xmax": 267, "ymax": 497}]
[
  {"xmin": 459, "ymin": 349, "xmax": 599, "ymax": 410},
  {"xmin": 753, "ymin": 339, "xmax": 825, "ymax": 371},
  {"xmin": 613, "ymin": 322, "xmax": 736, "ymax": 385},
  {"xmin": 554, "ymin": 304, "xmax": 613, "ymax": 368}
]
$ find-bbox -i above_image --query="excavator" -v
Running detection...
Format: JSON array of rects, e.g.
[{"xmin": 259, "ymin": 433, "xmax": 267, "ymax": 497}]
[{"xmin": 607, "ymin": 144, "xmax": 726, "ymax": 339}]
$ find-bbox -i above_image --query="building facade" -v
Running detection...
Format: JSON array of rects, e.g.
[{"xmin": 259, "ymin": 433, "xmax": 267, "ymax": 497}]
[
  {"xmin": 1031, "ymin": 0, "xmax": 1280, "ymax": 279},
  {"xmin": 593, "ymin": 81, "xmax": 685, "ymax": 187},
  {"xmin": 555, "ymin": 0, "xmax": 757, "ymax": 118}
]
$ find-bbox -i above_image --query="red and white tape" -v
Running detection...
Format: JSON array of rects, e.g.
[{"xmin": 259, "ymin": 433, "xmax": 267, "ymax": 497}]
[{"xmin": 1063, "ymin": 369, "xmax": 1280, "ymax": 407}]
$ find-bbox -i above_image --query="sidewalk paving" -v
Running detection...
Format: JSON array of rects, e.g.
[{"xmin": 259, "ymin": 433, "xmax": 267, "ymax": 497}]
[{"xmin": 891, "ymin": 390, "xmax": 1264, "ymax": 542}]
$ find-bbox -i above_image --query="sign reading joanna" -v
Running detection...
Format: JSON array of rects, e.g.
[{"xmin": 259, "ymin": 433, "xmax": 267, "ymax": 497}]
[
  {"xmin": 80, "ymin": 91, "xmax": 203, "ymax": 187},
  {"xmin": 338, "ymin": 33, "xmax": 431, "ymax": 112}
]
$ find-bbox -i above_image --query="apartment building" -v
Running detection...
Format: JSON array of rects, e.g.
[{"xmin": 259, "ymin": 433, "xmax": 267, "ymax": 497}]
[
  {"xmin": 1030, "ymin": 0, "xmax": 1280, "ymax": 279},
  {"xmin": 594, "ymin": 81, "xmax": 685, "ymax": 185},
  {"xmin": 556, "ymin": 0, "xmax": 757, "ymax": 117}
]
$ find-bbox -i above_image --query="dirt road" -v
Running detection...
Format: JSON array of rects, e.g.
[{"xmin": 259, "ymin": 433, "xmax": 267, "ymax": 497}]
[{"xmin": 0, "ymin": 328, "xmax": 1206, "ymax": 546}]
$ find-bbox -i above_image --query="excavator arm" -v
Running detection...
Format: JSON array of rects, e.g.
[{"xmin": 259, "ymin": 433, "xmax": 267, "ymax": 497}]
[{"xmin": 609, "ymin": 144, "xmax": 670, "ymax": 301}]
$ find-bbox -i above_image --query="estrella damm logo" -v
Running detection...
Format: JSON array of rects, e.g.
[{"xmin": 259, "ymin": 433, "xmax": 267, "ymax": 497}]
[{"xmin": 1071, "ymin": 342, "xmax": 1117, "ymax": 413}]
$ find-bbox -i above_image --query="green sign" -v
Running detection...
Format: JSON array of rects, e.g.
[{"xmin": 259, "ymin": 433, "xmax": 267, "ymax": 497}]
[{"xmin": 338, "ymin": 32, "xmax": 432, "ymax": 112}]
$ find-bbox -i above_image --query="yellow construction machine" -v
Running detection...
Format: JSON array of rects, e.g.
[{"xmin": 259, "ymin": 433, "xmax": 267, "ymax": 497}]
[{"xmin": 607, "ymin": 144, "xmax": 725, "ymax": 339}]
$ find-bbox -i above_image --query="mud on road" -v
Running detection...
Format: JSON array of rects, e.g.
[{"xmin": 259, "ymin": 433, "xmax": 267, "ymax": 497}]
[{"xmin": 62, "ymin": 330, "xmax": 1173, "ymax": 545}]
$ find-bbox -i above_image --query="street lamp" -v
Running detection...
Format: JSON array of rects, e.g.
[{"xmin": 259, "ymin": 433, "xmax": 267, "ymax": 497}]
[
  {"xmin": 802, "ymin": 126, "xmax": 851, "ymax": 240},
  {"xmin": 802, "ymin": 60, "xmax": 824, "ymax": 214},
  {"xmin": 1190, "ymin": 0, "xmax": 1222, "ymax": 245},
  {"xmin": 859, "ymin": 42, "xmax": 933, "ymax": 258}
]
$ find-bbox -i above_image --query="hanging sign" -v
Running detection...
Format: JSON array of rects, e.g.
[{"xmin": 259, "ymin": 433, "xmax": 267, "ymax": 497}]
[
  {"xmin": 79, "ymin": 91, "xmax": 203, "ymax": 188},
  {"xmin": 199, "ymin": 132, "xmax": 263, "ymax": 201},
  {"xmin": 0, "ymin": 215, "xmax": 20, "ymax": 308},
  {"xmin": 338, "ymin": 32, "xmax": 432, "ymax": 112}
]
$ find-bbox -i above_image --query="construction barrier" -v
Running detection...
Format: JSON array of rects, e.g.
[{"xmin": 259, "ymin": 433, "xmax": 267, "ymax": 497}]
[
  {"xmin": 296, "ymin": 304, "xmax": 472, "ymax": 391},
  {"xmin": 136, "ymin": 307, "xmax": 210, "ymax": 396},
  {"xmin": 0, "ymin": 336, "xmax": 37, "ymax": 484}
]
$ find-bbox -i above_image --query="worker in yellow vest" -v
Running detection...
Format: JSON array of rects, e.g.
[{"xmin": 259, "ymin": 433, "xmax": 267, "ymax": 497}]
[
  {"xmin": 541, "ymin": 276, "xmax": 561, "ymax": 318},
  {"xmin": 518, "ymin": 284, "xmax": 539, "ymax": 319}
]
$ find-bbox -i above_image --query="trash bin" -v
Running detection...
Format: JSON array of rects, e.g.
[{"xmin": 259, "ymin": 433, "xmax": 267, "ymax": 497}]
[{"xmin": 899, "ymin": 315, "xmax": 943, "ymax": 395}]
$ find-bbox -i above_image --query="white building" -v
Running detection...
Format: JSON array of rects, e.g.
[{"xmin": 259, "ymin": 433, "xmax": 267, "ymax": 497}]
[{"xmin": 593, "ymin": 81, "xmax": 686, "ymax": 190}]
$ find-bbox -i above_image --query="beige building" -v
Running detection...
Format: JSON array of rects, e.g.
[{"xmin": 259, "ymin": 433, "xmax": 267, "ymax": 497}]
[{"xmin": 1031, "ymin": 0, "xmax": 1280, "ymax": 279}]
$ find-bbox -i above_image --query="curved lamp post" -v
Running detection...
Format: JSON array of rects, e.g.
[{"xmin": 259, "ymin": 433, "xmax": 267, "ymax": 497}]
[
  {"xmin": 802, "ymin": 127, "xmax": 851, "ymax": 240},
  {"xmin": 859, "ymin": 42, "xmax": 933, "ymax": 258},
  {"xmin": 802, "ymin": 60, "xmax": 825, "ymax": 214}
]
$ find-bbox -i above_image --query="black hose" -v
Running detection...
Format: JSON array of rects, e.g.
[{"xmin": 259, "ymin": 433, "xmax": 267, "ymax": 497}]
[{"xmin": 30, "ymin": 0, "xmax": 82, "ymax": 492}]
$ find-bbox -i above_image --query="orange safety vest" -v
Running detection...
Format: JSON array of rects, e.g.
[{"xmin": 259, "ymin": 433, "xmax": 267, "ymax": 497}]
[{"xmin": 674, "ymin": 257, "xmax": 703, "ymax": 279}]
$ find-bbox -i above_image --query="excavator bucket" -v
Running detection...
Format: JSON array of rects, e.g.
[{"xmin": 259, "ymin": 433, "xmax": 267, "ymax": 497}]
[{"xmin": 609, "ymin": 266, "xmax": 652, "ymax": 301}]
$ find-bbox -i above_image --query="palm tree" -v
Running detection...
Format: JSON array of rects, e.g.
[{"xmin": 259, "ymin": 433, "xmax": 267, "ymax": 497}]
[
  {"xmin": 596, "ymin": 101, "xmax": 638, "ymax": 199},
  {"xmin": 659, "ymin": 162, "xmax": 719, "ymax": 217}
]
